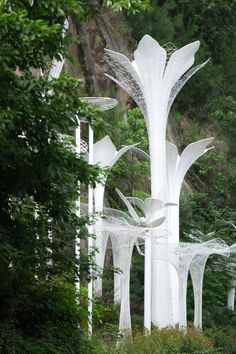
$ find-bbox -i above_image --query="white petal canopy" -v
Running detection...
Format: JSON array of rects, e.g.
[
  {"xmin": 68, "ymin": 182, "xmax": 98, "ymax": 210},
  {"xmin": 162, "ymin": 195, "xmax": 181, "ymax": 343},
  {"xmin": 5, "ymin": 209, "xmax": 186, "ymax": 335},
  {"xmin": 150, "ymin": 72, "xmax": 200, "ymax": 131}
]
[
  {"xmin": 93, "ymin": 135, "xmax": 148, "ymax": 169},
  {"xmin": 105, "ymin": 35, "xmax": 208, "ymax": 130},
  {"xmin": 116, "ymin": 188, "xmax": 167, "ymax": 228},
  {"xmin": 166, "ymin": 137, "xmax": 214, "ymax": 202}
]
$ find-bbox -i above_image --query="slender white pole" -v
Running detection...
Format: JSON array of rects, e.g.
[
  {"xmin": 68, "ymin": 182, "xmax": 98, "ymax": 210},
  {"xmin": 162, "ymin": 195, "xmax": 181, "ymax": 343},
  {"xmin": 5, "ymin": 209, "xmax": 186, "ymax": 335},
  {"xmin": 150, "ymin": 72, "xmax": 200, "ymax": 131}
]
[
  {"xmin": 144, "ymin": 234, "xmax": 151, "ymax": 332},
  {"xmin": 75, "ymin": 123, "xmax": 81, "ymax": 293},
  {"xmin": 227, "ymin": 285, "xmax": 235, "ymax": 311},
  {"xmin": 88, "ymin": 125, "xmax": 94, "ymax": 336}
]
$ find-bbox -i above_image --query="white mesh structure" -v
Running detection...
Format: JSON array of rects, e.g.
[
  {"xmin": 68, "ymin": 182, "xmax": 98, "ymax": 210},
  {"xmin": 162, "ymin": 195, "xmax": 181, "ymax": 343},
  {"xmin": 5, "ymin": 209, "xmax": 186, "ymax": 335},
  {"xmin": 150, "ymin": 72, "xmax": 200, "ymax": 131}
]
[
  {"xmin": 104, "ymin": 34, "xmax": 210, "ymax": 327},
  {"xmin": 80, "ymin": 139, "xmax": 88, "ymax": 153},
  {"xmin": 81, "ymin": 97, "xmax": 118, "ymax": 111},
  {"xmin": 189, "ymin": 238, "xmax": 229, "ymax": 330},
  {"xmin": 115, "ymin": 189, "xmax": 171, "ymax": 331},
  {"xmin": 212, "ymin": 248, "xmax": 236, "ymax": 312},
  {"xmin": 150, "ymin": 241, "xmax": 228, "ymax": 328},
  {"xmin": 95, "ymin": 214, "xmax": 169, "ymax": 333}
]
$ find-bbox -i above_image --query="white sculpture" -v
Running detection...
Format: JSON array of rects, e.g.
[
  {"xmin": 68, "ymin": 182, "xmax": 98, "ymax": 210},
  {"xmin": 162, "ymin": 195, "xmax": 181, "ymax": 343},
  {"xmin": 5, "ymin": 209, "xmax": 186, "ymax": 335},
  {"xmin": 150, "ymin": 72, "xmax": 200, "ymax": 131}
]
[
  {"xmin": 166, "ymin": 139, "xmax": 214, "ymax": 323},
  {"xmin": 116, "ymin": 189, "xmax": 171, "ymax": 331},
  {"xmin": 228, "ymin": 278, "xmax": 236, "ymax": 311},
  {"xmin": 190, "ymin": 238, "xmax": 229, "ymax": 330},
  {"xmin": 104, "ymin": 34, "xmax": 209, "ymax": 326},
  {"xmin": 92, "ymin": 136, "xmax": 149, "ymax": 296},
  {"xmin": 95, "ymin": 208, "xmax": 168, "ymax": 333}
]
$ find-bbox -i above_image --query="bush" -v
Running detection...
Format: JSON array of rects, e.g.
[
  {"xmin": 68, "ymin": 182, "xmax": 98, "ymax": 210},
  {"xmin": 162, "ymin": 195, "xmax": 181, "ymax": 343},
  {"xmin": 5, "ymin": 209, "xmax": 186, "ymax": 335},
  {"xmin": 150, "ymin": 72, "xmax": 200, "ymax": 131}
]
[{"xmin": 114, "ymin": 327, "xmax": 214, "ymax": 354}]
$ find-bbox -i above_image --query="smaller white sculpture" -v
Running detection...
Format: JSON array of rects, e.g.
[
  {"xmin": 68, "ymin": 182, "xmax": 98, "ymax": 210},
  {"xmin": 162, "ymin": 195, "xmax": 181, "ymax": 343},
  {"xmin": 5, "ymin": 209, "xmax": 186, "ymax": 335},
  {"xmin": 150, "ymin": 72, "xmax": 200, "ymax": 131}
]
[
  {"xmin": 190, "ymin": 238, "xmax": 229, "ymax": 330},
  {"xmin": 115, "ymin": 189, "xmax": 171, "ymax": 331},
  {"xmin": 95, "ymin": 208, "xmax": 168, "ymax": 333},
  {"xmin": 92, "ymin": 136, "xmax": 149, "ymax": 296}
]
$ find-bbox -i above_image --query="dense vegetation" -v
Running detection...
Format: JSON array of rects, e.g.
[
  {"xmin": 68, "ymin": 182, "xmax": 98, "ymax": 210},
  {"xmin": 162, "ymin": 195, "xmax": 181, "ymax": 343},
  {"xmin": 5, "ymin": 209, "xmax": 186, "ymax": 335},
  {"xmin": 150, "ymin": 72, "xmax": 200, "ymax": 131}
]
[{"xmin": 0, "ymin": 0, "xmax": 235, "ymax": 353}]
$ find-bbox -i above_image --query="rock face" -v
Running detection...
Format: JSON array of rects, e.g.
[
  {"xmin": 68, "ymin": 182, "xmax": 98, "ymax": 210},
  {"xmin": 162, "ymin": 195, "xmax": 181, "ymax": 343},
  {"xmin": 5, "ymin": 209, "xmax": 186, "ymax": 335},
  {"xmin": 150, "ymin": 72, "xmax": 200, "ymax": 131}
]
[{"xmin": 67, "ymin": 11, "xmax": 135, "ymax": 108}]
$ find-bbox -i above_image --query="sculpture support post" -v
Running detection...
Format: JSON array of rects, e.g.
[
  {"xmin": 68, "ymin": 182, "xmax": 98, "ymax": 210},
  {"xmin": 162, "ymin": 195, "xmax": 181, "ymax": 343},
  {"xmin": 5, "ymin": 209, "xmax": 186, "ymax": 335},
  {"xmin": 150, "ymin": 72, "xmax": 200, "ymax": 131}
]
[
  {"xmin": 75, "ymin": 123, "xmax": 81, "ymax": 294},
  {"xmin": 167, "ymin": 205, "xmax": 180, "ymax": 324},
  {"xmin": 88, "ymin": 125, "xmax": 94, "ymax": 336},
  {"xmin": 227, "ymin": 282, "xmax": 236, "ymax": 311},
  {"xmin": 119, "ymin": 243, "xmax": 134, "ymax": 332},
  {"xmin": 178, "ymin": 268, "xmax": 188, "ymax": 329},
  {"xmin": 93, "ymin": 183, "xmax": 106, "ymax": 297},
  {"xmin": 144, "ymin": 235, "xmax": 151, "ymax": 332},
  {"xmin": 190, "ymin": 255, "xmax": 208, "ymax": 330},
  {"xmin": 150, "ymin": 130, "xmax": 175, "ymax": 327},
  {"xmin": 111, "ymin": 235, "xmax": 122, "ymax": 304}
]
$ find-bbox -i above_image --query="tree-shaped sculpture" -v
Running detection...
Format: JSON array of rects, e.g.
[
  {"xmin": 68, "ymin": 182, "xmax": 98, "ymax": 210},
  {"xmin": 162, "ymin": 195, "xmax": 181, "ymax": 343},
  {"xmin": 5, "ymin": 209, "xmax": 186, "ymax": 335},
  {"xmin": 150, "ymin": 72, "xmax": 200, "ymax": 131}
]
[
  {"xmin": 189, "ymin": 239, "xmax": 229, "ymax": 330},
  {"xmin": 95, "ymin": 207, "xmax": 169, "ymax": 333},
  {"xmin": 92, "ymin": 135, "xmax": 149, "ymax": 296},
  {"xmin": 116, "ymin": 189, "xmax": 173, "ymax": 331},
  {"xmin": 166, "ymin": 139, "xmax": 214, "ymax": 323},
  {"xmin": 104, "ymin": 34, "xmax": 210, "ymax": 326}
]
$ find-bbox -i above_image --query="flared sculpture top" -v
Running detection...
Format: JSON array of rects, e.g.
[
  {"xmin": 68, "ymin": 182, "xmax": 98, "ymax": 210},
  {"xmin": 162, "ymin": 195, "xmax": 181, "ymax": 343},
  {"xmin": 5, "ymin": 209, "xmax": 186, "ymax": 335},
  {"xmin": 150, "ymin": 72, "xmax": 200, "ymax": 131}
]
[{"xmin": 105, "ymin": 35, "xmax": 208, "ymax": 131}]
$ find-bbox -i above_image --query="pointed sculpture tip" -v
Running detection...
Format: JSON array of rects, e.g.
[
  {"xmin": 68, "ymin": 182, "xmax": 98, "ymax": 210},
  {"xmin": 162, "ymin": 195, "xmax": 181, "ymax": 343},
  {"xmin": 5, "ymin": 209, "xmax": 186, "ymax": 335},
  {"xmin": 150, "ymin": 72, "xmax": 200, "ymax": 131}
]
[
  {"xmin": 188, "ymin": 40, "xmax": 200, "ymax": 52},
  {"xmin": 205, "ymin": 137, "xmax": 214, "ymax": 144},
  {"xmin": 138, "ymin": 34, "xmax": 162, "ymax": 48}
]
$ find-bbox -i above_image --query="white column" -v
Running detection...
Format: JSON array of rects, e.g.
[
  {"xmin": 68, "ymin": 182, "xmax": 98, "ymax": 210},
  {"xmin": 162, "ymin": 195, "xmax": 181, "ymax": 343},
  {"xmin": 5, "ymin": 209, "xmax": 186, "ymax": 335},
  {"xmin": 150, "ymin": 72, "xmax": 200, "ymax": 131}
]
[
  {"xmin": 227, "ymin": 285, "xmax": 235, "ymax": 311},
  {"xmin": 149, "ymin": 123, "xmax": 175, "ymax": 327},
  {"xmin": 167, "ymin": 205, "xmax": 180, "ymax": 325},
  {"xmin": 75, "ymin": 123, "xmax": 81, "ymax": 293},
  {"xmin": 88, "ymin": 125, "xmax": 94, "ymax": 336},
  {"xmin": 144, "ymin": 234, "xmax": 151, "ymax": 332}
]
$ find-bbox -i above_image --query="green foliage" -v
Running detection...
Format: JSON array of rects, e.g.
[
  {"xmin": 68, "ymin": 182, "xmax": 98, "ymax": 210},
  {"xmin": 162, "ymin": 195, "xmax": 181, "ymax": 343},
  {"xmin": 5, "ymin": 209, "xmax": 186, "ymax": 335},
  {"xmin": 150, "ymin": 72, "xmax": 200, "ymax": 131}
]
[
  {"xmin": 104, "ymin": 108, "xmax": 150, "ymax": 208},
  {"xmin": 114, "ymin": 327, "xmax": 214, "ymax": 354},
  {"xmin": 0, "ymin": 1, "xmax": 105, "ymax": 353},
  {"xmin": 105, "ymin": 0, "xmax": 151, "ymax": 14}
]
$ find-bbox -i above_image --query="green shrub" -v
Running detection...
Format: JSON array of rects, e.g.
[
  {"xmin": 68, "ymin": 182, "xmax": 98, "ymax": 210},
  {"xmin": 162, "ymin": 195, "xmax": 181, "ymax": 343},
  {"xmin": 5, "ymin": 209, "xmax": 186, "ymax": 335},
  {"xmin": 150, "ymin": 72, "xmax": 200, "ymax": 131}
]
[{"xmin": 114, "ymin": 327, "xmax": 214, "ymax": 354}]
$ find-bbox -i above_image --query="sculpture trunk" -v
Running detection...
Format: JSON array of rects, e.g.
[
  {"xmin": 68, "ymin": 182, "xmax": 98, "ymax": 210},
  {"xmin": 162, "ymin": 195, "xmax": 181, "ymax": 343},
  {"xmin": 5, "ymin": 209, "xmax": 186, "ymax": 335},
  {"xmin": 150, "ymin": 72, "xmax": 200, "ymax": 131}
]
[
  {"xmin": 119, "ymin": 243, "xmax": 134, "ymax": 332},
  {"xmin": 93, "ymin": 182, "xmax": 107, "ymax": 297},
  {"xmin": 111, "ymin": 235, "xmax": 122, "ymax": 304},
  {"xmin": 167, "ymin": 205, "xmax": 180, "ymax": 324},
  {"xmin": 178, "ymin": 268, "xmax": 189, "ymax": 328},
  {"xmin": 149, "ymin": 123, "xmax": 176, "ymax": 327},
  {"xmin": 190, "ymin": 255, "xmax": 208, "ymax": 330},
  {"xmin": 227, "ymin": 282, "xmax": 236, "ymax": 311}
]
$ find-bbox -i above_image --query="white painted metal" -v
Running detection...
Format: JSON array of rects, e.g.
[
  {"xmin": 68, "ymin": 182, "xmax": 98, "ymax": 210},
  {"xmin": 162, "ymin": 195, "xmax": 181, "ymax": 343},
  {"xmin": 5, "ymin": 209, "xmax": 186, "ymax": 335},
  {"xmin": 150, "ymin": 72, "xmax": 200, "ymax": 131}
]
[
  {"xmin": 48, "ymin": 19, "xmax": 69, "ymax": 81},
  {"xmin": 92, "ymin": 135, "xmax": 149, "ymax": 299},
  {"xmin": 104, "ymin": 34, "xmax": 209, "ymax": 327},
  {"xmin": 227, "ymin": 284, "xmax": 236, "ymax": 311},
  {"xmin": 189, "ymin": 239, "xmax": 229, "ymax": 330},
  {"xmin": 166, "ymin": 138, "xmax": 214, "ymax": 323},
  {"xmin": 144, "ymin": 235, "xmax": 151, "ymax": 332},
  {"xmin": 88, "ymin": 125, "xmax": 94, "ymax": 336},
  {"xmin": 75, "ymin": 124, "xmax": 81, "ymax": 294}
]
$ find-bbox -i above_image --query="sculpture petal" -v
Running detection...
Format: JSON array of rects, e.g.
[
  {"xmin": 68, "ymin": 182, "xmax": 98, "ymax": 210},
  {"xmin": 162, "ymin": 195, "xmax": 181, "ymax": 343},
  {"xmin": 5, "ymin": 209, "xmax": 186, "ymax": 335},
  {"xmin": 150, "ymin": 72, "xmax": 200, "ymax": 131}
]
[
  {"xmin": 167, "ymin": 59, "xmax": 210, "ymax": 116},
  {"xmin": 104, "ymin": 49, "xmax": 147, "ymax": 119},
  {"xmin": 144, "ymin": 198, "xmax": 164, "ymax": 213},
  {"xmin": 177, "ymin": 137, "xmax": 214, "ymax": 183},
  {"xmin": 164, "ymin": 41, "xmax": 200, "ymax": 95},
  {"xmin": 166, "ymin": 141, "xmax": 179, "ymax": 174},
  {"xmin": 126, "ymin": 197, "xmax": 146, "ymax": 214},
  {"xmin": 150, "ymin": 216, "xmax": 166, "ymax": 228},
  {"xmin": 134, "ymin": 35, "xmax": 167, "ymax": 109},
  {"xmin": 93, "ymin": 135, "xmax": 117, "ymax": 168},
  {"xmin": 116, "ymin": 188, "xmax": 140, "ymax": 223},
  {"xmin": 229, "ymin": 244, "xmax": 236, "ymax": 254},
  {"xmin": 112, "ymin": 143, "xmax": 139, "ymax": 166},
  {"xmin": 131, "ymin": 147, "xmax": 150, "ymax": 160}
]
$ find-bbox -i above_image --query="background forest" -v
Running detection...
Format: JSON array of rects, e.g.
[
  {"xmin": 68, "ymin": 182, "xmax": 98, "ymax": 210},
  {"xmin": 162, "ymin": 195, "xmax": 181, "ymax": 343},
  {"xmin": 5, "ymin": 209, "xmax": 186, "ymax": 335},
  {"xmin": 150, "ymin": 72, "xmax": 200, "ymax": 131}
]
[{"xmin": 0, "ymin": 0, "xmax": 236, "ymax": 353}]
